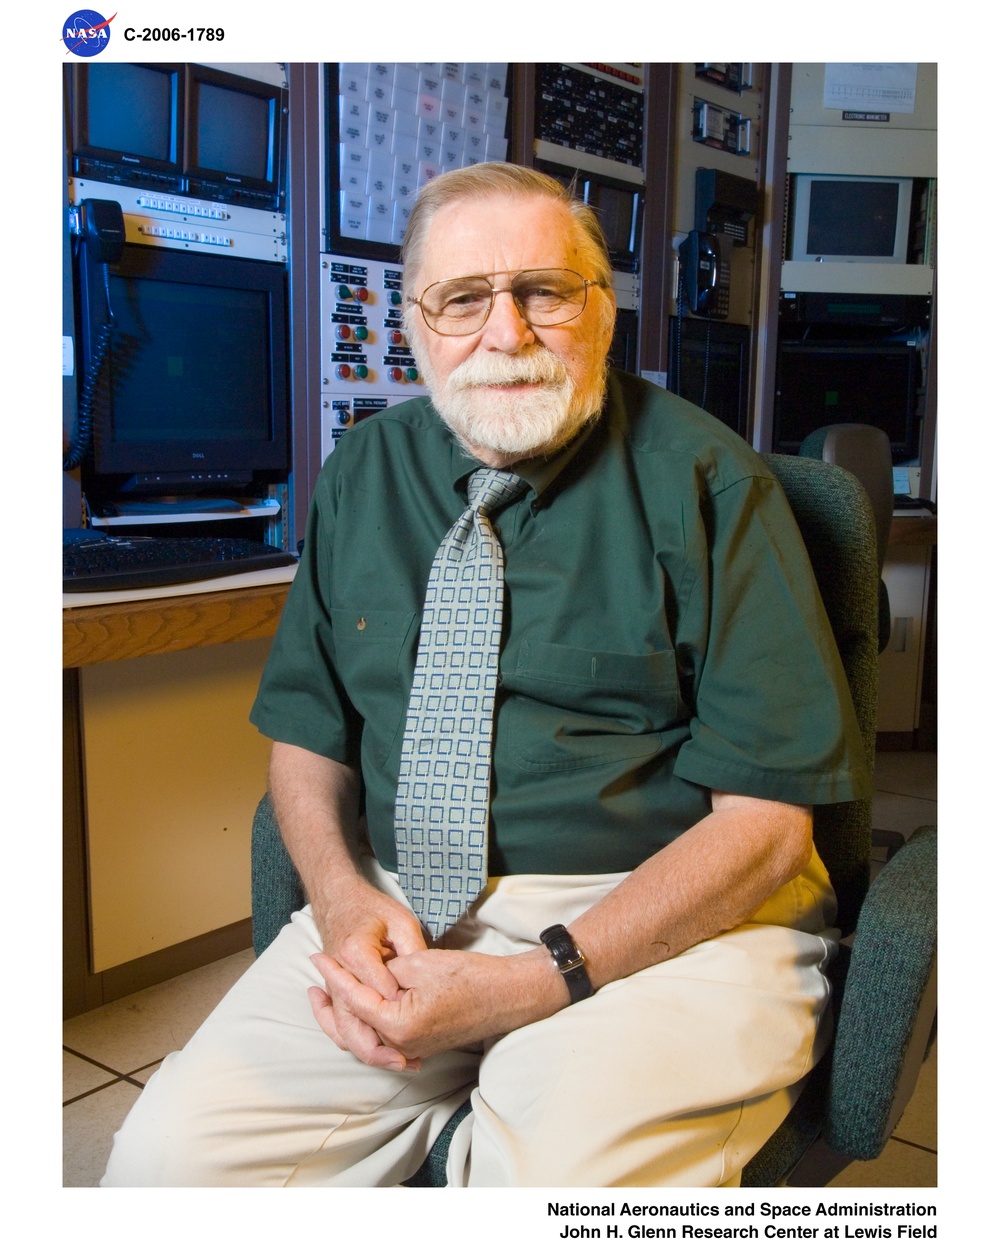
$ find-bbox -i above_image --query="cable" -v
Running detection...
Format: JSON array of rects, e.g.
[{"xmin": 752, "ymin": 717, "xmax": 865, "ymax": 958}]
[{"xmin": 64, "ymin": 261, "xmax": 115, "ymax": 472}]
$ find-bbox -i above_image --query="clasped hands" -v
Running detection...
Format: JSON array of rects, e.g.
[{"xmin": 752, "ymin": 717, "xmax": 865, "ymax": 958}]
[{"xmin": 307, "ymin": 879, "xmax": 555, "ymax": 1072}]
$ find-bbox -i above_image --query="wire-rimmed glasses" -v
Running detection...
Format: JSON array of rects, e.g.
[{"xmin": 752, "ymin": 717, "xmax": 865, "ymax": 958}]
[{"xmin": 407, "ymin": 268, "xmax": 605, "ymax": 337}]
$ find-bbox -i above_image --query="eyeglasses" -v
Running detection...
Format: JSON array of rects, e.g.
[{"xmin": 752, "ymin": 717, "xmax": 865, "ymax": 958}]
[{"xmin": 407, "ymin": 268, "xmax": 605, "ymax": 337}]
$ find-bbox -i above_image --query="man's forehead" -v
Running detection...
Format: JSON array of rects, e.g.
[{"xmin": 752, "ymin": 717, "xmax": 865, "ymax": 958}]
[{"xmin": 417, "ymin": 193, "xmax": 580, "ymax": 277}]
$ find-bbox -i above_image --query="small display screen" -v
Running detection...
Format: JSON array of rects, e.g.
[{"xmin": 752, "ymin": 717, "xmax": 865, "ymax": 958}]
[
  {"xmin": 83, "ymin": 63, "xmax": 174, "ymax": 161},
  {"xmin": 589, "ymin": 184, "xmax": 636, "ymax": 256},
  {"xmin": 807, "ymin": 181, "xmax": 899, "ymax": 258},
  {"xmin": 105, "ymin": 275, "xmax": 272, "ymax": 444},
  {"xmin": 193, "ymin": 81, "xmax": 271, "ymax": 179}
]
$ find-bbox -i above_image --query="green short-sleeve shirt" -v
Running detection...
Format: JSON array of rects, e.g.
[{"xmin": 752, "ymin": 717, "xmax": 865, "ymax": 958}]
[{"xmin": 250, "ymin": 370, "xmax": 870, "ymax": 875}]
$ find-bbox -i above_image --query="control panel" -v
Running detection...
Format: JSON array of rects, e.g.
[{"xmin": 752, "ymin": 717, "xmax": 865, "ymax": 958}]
[
  {"xmin": 320, "ymin": 252, "xmax": 428, "ymax": 461},
  {"xmin": 68, "ymin": 178, "xmax": 287, "ymax": 263}
]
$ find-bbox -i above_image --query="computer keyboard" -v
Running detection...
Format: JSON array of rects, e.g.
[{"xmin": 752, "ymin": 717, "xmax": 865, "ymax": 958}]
[{"xmin": 63, "ymin": 532, "xmax": 298, "ymax": 592}]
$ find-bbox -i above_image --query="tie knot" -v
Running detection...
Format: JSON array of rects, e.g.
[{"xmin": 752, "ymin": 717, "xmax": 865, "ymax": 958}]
[{"xmin": 467, "ymin": 467, "xmax": 528, "ymax": 518}]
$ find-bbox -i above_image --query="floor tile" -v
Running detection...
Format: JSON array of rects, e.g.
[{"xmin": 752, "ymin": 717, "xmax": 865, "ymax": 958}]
[
  {"xmin": 826, "ymin": 1136, "xmax": 937, "ymax": 1187},
  {"xmin": 64, "ymin": 1080, "xmax": 143, "ymax": 1187},
  {"xmin": 871, "ymin": 793, "xmax": 937, "ymax": 839},
  {"xmin": 892, "ymin": 1041, "xmax": 936, "ymax": 1152},
  {"xmin": 874, "ymin": 752, "xmax": 937, "ymax": 801},
  {"xmin": 63, "ymin": 948, "xmax": 254, "ymax": 1073},
  {"xmin": 64, "ymin": 1049, "xmax": 119, "ymax": 1102}
]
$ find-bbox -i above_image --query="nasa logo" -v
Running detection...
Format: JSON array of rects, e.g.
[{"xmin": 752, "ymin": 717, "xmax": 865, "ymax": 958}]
[{"xmin": 62, "ymin": 10, "xmax": 115, "ymax": 57}]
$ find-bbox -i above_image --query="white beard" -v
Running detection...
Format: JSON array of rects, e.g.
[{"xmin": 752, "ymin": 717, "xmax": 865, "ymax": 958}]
[{"xmin": 412, "ymin": 342, "xmax": 608, "ymax": 461}]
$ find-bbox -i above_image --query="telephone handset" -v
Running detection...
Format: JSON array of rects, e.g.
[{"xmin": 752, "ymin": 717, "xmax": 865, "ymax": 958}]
[{"xmin": 679, "ymin": 230, "xmax": 730, "ymax": 320}]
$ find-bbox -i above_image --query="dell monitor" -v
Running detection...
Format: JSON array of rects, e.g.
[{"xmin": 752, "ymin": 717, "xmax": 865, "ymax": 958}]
[{"xmin": 76, "ymin": 242, "xmax": 289, "ymax": 504}]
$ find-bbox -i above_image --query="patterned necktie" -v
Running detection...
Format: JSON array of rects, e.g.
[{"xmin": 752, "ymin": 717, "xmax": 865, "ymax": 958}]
[{"xmin": 394, "ymin": 467, "xmax": 528, "ymax": 939}]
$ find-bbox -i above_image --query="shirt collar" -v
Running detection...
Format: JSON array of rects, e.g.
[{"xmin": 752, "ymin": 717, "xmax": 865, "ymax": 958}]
[{"xmin": 447, "ymin": 407, "xmax": 607, "ymax": 510}]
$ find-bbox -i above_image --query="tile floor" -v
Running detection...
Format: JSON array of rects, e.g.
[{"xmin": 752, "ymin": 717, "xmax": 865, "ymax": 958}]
[{"xmin": 64, "ymin": 751, "xmax": 938, "ymax": 1188}]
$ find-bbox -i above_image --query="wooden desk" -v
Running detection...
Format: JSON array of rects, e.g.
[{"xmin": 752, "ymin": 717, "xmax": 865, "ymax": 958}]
[
  {"xmin": 889, "ymin": 513, "xmax": 937, "ymax": 549},
  {"xmin": 64, "ymin": 579, "xmax": 291, "ymax": 1016},
  {"xmin": 63, "ymin": 581, "xmax": 291, "ymax": 668}
]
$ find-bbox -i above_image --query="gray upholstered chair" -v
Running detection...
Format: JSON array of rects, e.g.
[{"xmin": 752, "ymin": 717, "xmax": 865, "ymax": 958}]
[{"xmin": 250, "ymin": 452, "xmax": 937, "ymax": 1188}]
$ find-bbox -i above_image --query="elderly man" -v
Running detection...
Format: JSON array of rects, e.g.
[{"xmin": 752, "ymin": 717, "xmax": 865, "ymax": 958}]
[{"xmin": 104, "ymin": 162, "xmax": 868, "ymax": 1188}]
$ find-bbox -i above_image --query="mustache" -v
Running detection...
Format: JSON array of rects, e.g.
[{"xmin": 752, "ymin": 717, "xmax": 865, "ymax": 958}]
[{"xmin": 446, "ymin": 348, "xmax": 570, "ymax": 390}]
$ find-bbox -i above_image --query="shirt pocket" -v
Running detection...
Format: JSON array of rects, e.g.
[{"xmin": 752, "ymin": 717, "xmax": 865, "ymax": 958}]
[
  {"xmin": 503, "ymin": 640, "xmax": 679, "ymax": 772},
  {"xmin": 331, "ymin": 609, "xmax": 417, "ymax": 766}
]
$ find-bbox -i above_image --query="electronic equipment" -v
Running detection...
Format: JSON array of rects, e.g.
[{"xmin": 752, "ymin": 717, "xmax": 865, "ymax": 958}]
[
  {"xmin": 787, "ymin": 173, "xmax": 913, "ymax": 265},
  {"xmin": 779, "ymin": 289, "xmax": 932, "ymax": 328},
  {"xmin": 319, "ymin": 252, "xmax": 428, "ymax": 461},
  {"xmin": 669, "ymin": 317, "xmax": 750, "ymax": 438},
  {"xmin": 691, "ymin": 99, "xmax": 752, "ymax": 156},
  {"xmin": 75, "ymin": 240, "xmax": 290, "ymax": 506},
  {"xmin": 184, "ymin": 65, "xmax": 287, "ymax": 211},
  {"xmin": 67, "ymin": 62, "xmax": 288, "ymax": 211},
  {"xmin": 325, "ymin": 63, "xmax": 510, "ymax": 259},
  {"xmin": 773, "ymin": 341, "xmax": 921, "ymax": 462},
  {"xmin": 535, "ymin": 64, "xmax": 644, "ymax": 170},
  {"xmin": 63, "ymin": 531, "xmax": 296, "ymax": 593},
  {"xmin": 694, "ymin": 64, "xmax": 753, "ymax": 94},
  {"xmin": 694, "ymin": 168, "xmax": 756, "ymax": 246},
  {"xmin": 77, "ymin": 196, "xmax": 126, "ymax": 263},
  {"xmin": 679, "ymin": 231, "xmax": 730, "ymax": 320},
  {"xmin": 69, "ymin": 62, "xmax": 183, "ymax": 193},
  {"xmin": 535, "ymin": 158, "xmax": 643, "ymax": 271}
]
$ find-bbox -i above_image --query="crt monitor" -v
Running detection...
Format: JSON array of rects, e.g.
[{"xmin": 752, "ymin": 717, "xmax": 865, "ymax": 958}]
[
  {"xmin": 773, "ymin": 341, "xmax": 920, "ymax": 463},
  {"xmin": 76, "ymin": 242, "xmax": 289, "ymax": 500},
  {"xmin": 184, "ymin": 65, "xmax": 287, "ymax": 209},
  {"xmin": 69, "ymin": 62, "xmax": 184, "ymax": 188},
  {"xmin": 788, "ymin": 174, "xmax": 913, "ymax": 264}
]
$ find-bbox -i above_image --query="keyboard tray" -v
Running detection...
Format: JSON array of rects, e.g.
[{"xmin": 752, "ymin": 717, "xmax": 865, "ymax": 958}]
[{"xmin": 63, "ymin": 533, "xmax": 298, "ymax": 593}]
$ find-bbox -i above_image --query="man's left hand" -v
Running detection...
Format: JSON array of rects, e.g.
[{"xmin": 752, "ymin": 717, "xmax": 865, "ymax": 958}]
[{"xmin": 308, "ymin": 945, "xmax": 560, "ymax": 1064}]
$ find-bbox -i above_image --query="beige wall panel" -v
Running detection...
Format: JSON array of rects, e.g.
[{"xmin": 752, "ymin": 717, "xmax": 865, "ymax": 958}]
[
  {"xmin": 81, "ymin": 637, "xmax": 274, "ymax": 970},
  {"xmin": 789, "ymin": 63, "xmax": 937, "ymax": 131}
]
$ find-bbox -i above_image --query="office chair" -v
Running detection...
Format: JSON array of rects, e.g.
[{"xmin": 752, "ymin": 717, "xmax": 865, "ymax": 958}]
[
  {"xmin": 799, "ymin": 423, "xmax": 905, "ymax": 858},
  {"xmin": 249, "ymin": 452, "xmax": 937, "ymax": 1188}
]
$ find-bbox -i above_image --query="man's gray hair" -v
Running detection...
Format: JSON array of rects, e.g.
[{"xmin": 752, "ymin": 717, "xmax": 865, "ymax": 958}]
[{"xmin": 400, "ymin": 162, "xmax": 614, "ymax": 297}]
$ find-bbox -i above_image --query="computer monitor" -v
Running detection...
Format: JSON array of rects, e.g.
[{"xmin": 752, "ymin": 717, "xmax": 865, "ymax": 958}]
[
  {"xmin": 773, "ymin": 341, "xmax": 920, "ymax": 463},
  {"xmin": 788, "ymin": 174, "xmax": 914, "ymax": 265},
  {"xmin": 69, "ymin": 62, "xmax": 184, "ymax": 190},
  {"xmin": 76, "ymin": 242, "xmax": 289, "ymax": 501},
  {"xmin": 184, "ymin": 65, "xmax": 287, "ymax": 210}
]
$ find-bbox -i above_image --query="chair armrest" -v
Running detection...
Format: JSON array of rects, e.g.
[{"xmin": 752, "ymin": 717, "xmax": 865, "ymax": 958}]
[{"xmin": 824, "ymin": 825, "xmax": 937, "ymax": 1159}]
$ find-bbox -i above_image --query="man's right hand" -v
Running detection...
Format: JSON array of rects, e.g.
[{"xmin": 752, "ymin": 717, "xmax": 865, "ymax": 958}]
[
  {"xmin": 268, "ymin": 742, "xmax": 429, "ymax": 1070},
  {"xmin": 309, "ymin": 877, "xmax": 429, "ymax": 1071},
  {"xmin": 314, "ymin": 875, "xmax": 428, "ymax": 1001}
]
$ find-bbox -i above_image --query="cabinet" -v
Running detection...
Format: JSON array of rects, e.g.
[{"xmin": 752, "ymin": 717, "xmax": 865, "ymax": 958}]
[{"xmin": 877, "ymin": 518, "xmax": 935, "ymax": 735}]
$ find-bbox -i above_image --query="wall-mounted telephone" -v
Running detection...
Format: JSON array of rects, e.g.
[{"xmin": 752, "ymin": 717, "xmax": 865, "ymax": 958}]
[{"xmin": 679, "ymin": 230, "xmax": 730, "ymax": 320}]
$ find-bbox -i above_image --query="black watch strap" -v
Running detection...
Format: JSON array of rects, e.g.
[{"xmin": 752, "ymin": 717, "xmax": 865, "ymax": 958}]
[{"xmin": 539, "ymin": 923, "xmax": 594, "ymax": 1004}]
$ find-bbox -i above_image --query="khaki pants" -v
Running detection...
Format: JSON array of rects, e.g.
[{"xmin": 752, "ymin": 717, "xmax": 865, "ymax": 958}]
[{"xmin": 103, "ymin": 850, "xmax": 837, "ymax": 1187}]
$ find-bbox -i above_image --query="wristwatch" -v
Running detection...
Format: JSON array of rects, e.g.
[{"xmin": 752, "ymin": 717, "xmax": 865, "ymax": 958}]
[{"xmin": 539, "ymin": 924, "xmax": 594, "ymax": 1004}]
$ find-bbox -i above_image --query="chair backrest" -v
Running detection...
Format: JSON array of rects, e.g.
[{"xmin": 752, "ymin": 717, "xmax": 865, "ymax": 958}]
[
  {"xmin": 798, "ymin": 424, "xmax": 894, "ymax": 574},
  {"xmin": 763, "ymin": 454, "xmax": 880, "ymax": 933}
]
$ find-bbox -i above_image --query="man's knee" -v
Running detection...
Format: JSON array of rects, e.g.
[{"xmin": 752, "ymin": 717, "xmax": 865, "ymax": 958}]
[{"xmin": 102, "ymin": 1053, "xmax": 220, "ymax": 1186}]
